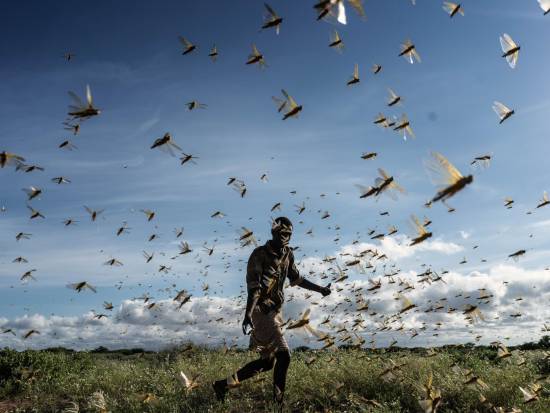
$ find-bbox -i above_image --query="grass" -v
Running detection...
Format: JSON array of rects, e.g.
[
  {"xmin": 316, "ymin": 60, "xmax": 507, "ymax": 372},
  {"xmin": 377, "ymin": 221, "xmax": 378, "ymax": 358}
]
[{"xmin": 0, "ymin": 345, "xmax": 548, "ymax": 412}]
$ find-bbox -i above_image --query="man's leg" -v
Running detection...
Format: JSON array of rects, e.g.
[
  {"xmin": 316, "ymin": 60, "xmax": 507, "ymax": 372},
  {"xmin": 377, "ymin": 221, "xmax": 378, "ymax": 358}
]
[
  {"xmin": 236, "ymin": 355, "xmax": 276, "ymax": 381},
  {"xmin": 273, "ymin": 349, "xmax": 291, "ymax": 404},
  {"xmin": 213, "ymin": 355, "xmax": 275, "ymax": 402}
]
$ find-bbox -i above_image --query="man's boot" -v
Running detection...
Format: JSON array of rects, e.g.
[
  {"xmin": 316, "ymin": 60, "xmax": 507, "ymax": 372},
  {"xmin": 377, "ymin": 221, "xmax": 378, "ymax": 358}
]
[
  {"xmin": 212, "ymin": 379, "xmax": 228, "ymax": 402},
  {"xmin": 273, "ymin": 384, "xmax": 284, "ymax": 412}
]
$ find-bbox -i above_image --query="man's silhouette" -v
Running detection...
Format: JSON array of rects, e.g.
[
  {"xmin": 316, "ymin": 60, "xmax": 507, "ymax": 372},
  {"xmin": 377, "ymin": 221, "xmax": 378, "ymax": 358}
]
[{"xmin": 212, "ymin": 216, "xmax": 331, "ymax": 410}]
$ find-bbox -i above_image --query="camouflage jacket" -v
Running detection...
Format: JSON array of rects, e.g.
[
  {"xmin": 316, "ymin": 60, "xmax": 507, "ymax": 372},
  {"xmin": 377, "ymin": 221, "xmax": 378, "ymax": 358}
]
[{"xmin": 246, "ymin": 240, "xmax": 303, "ymax": 313}]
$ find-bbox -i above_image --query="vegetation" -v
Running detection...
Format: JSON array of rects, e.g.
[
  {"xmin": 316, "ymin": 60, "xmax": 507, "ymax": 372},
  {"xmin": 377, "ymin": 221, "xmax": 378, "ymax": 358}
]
[{"xmin": 0, "ymin": 341, "xmax": 549, "ymax": 412}]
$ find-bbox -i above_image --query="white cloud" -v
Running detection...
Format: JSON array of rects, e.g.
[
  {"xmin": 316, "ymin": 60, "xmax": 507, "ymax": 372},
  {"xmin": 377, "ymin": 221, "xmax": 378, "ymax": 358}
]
[
  {"xmin": 2, "ymin": 262, "xmax": 548, "ymax": 351},
  {"xmin": 336, "ymin": 236, "xmax": 463, "ymax": 262}
]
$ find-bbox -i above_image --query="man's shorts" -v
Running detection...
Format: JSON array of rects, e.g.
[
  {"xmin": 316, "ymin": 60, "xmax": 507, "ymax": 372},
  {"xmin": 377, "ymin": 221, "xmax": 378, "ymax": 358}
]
[{"xmin": 249, "ymin": 306, "xmax": 289, "ymax": 359}]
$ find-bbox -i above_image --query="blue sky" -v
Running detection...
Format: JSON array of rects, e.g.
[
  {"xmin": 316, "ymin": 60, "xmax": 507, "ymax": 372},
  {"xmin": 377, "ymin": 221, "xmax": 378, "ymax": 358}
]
[{"xmin": 1, "ymin": 0, "xmax": 550, "ymax": 350}]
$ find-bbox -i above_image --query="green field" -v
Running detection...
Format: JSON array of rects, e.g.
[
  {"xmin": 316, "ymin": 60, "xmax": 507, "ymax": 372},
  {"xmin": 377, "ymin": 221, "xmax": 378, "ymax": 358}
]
[{"xmin": 1, "ymin": 345, "xmax": 548, "ymax": 412}]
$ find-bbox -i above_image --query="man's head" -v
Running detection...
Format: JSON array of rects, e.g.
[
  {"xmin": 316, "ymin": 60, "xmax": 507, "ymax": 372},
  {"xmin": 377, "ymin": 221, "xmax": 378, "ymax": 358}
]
[{"xmin": 271, "ymin": 216, "xmax": 293, "ymax": 248}]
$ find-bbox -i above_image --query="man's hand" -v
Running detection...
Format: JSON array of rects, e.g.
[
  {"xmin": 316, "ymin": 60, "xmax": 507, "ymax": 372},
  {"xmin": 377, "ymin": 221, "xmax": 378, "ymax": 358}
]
[
  {"xmin": 298, "ymin": 278, "xmax": 332, "ymax": 296},
  {"xmin": 320, "ymin": 283, "xmax": 332, "ymax": 297},
  {"xmin": 242, "ymin": 313, "xmax": 254, "ymax": 335}
]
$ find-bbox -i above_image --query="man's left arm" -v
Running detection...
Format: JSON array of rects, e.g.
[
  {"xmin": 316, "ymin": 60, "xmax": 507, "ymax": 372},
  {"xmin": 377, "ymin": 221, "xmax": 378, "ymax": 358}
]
[{"xmin": 287, "ymin": 250, "xmax": 331, "ymax": 297}]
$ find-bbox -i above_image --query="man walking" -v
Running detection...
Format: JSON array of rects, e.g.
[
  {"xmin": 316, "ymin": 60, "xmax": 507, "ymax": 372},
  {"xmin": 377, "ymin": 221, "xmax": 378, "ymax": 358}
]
[{"xmin": 212, "ymin": 216, "xmax": 331, "ymax": 410}]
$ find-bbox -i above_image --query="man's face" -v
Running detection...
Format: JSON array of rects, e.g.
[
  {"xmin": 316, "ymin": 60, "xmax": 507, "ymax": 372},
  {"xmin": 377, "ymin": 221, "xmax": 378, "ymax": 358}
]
[{"xmin": 273, "ymin": 224, "xmax": 292, "ymax": 247}]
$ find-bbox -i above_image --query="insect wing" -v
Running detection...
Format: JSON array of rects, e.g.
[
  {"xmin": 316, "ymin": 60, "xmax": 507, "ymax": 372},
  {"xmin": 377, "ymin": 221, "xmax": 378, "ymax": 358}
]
[
  {"xmin": 68, "ymin": 91, "xmax": 84, "ymax": 109},
  {"xmin": 158, "ymin": 143, "xmax": 176, "ymax": 157},
  {"xmin": 336, "ymin": 1, "xmax": 347, "ymax": 24},
  {"xmin": 169, "ymin": 140, "xmax": 183, "ymax": 153},
  {"xmin": 178, "ymin": 36, "xmax": 191, "ymax": 48},
  {"xmin": 411, "ymin": 48, "xmax": 421, "ymax": 63},
  {"xmin": 401, "ymin": 123, "xmax": 415, "ymax": 140},
  {"xmin": 374, "ymin": 177, "xmax": 385, "ymax": 189},
  {"xmin": 178, "ymin": 371, "xmax": 192, "ymax": 388},
  {"xmin": 507, "ymin": 50, "xmax": 519, "ymax": 69},
  {"xmin": 443, "ymin": 2, "xmax": 458, "ymax": 15},
  {"xmin": 355, "ymin": 184, "xmax": 372, "ymax": 196},
  {"xmin": 377, "ymin": 168, "xmax": 391, "ymax": 181},
  {"xmin": 387, "ymin": 88, "xmax": 398, "ymax": 103},
  {"xmin": 399, "ymin": 294, "xmax": 414, "ymax": 311},
  {"xmin": 500, "ymin": 33, "xmax": 516, "ymax": 54},
  {"xmin": 86, "ymin": 84, "xmax": 93, "ymax": 106},
  {"xmin": 348, "ymin": 0, "xmax": 366, "ymax": 19},
  {"xmin": 281, "ymin": 89, "xmax": 298, "ymax": 109},
  {"xmin": 492, "ymin": 101, "xmax": 510, "ymax": 119},
  {"xmin": 67, "ymin": 282, "xmax": 80, "ymax": 291},
  {"xmin": 272, "ymin": 96, "xmax": 287, "ymax": 112},
  {"xmin": 539, "ymin": 0, "xmax": 550, "ymax": 12},
  {"xmin": 410, "ymin": 214, "xmax": 426, "ymax": 236},
  {"xmin": 264, "ymin": 3, "xmax": 278, "ymax": 18},
  {"xmin": 424, "ymin": 152, "xmax": 463, "ymax": 187}
]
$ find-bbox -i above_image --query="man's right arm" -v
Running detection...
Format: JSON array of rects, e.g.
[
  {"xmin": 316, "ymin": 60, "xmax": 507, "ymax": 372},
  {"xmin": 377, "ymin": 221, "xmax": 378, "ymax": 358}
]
[
  {"xmin": 245, "ymin": 248, "xmax": 263, "ymax": 317},
  {"xmin": 245, "ymin": 291, "xmax": 260, "ymax": 318}
]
